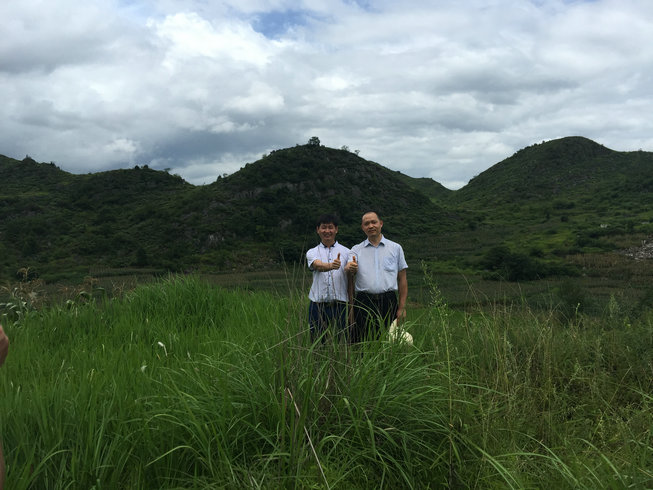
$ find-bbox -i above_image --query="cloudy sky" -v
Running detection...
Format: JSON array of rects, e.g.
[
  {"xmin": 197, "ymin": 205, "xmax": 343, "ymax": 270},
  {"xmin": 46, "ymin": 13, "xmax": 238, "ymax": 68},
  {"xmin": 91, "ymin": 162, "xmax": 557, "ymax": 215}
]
[{"xmin": 2, "ymin": 0, "xmax": 652, "ymax": 189}]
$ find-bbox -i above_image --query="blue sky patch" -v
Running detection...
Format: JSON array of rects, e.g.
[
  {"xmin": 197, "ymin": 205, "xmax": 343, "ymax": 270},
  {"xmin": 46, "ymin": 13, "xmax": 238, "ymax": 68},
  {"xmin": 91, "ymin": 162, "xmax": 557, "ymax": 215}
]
[{"xmin": 252, "ymin": 9, "xmax": 315, "ymax": 39}]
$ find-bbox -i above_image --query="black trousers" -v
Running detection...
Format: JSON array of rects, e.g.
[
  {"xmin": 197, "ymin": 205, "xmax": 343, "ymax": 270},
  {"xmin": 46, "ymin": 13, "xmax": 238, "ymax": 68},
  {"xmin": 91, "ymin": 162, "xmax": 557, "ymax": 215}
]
[
  {"xmin": 308, "ymin": 301, "xmax": 347, "ymax": 342},
  {"xmin": 351, "ymin": 291, "xmax": 398, "ymax": 343}
]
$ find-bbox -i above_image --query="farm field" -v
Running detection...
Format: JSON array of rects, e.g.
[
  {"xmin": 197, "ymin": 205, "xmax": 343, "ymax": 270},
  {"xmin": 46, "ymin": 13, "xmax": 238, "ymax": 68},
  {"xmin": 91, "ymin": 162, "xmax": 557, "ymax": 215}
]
[{"xmin": 1, "ymin": 274, "xmax": 652, "ymax": 488}]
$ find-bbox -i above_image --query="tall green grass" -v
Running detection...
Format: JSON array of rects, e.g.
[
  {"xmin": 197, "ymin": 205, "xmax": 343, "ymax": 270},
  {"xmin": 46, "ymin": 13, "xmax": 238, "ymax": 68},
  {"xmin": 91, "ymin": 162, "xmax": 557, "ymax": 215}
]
[{"xmin": 1, "ymin": 274, "xmax": 652, "ymax": 488}]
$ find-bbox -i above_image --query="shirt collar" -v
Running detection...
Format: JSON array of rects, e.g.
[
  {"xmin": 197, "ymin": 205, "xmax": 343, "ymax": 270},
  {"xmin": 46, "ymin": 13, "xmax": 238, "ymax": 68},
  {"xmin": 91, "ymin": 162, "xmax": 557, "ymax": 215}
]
[
  {"xmin": 363, "ymin": 236, "xmax": 385, "ymax": 247},
  {"xmin": 320, "ymin": 241, "xmax": 338, "ymax": 248}
]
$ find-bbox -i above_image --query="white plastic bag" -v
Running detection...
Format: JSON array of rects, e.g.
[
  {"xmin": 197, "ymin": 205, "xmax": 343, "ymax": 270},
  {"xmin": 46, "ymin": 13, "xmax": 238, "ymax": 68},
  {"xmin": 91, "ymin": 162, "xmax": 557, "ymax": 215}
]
[{"xmin": 388, "ymin": 319, "xmax": 413, "ymax": 345}]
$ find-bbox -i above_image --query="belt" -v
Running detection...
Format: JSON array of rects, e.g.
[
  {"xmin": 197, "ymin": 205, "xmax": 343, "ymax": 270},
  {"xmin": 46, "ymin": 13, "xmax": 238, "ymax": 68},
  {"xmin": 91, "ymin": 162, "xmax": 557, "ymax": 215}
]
[
  {"xmin": 313, "ymin": 300, "xmax": 347, "ymax": 306},
  {"xmin": 356, "ymin": 291, "xmax": 395, "ymax": 300}
]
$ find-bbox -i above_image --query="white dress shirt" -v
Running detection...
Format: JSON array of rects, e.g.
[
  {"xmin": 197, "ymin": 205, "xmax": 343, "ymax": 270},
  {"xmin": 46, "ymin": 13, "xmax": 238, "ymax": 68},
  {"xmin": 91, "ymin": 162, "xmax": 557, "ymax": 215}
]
[
  {"xmin": 350, "ymin": 236, "xmax": 407, "ymax": 294},
  {"xmin": 306, "ymin": 241, "xmax": 351, "ymax": 302}
]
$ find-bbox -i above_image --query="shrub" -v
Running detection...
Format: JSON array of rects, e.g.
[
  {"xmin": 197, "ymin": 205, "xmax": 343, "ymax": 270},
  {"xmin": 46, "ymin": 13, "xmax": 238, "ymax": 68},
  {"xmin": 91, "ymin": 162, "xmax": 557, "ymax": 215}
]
[
  {"xmin": 480, "ymin": 245, "xmax": 548, "ymax": 281},
  {"xmin": 555, "ymin": 279, "xmax": 588, "ymax": 320}
]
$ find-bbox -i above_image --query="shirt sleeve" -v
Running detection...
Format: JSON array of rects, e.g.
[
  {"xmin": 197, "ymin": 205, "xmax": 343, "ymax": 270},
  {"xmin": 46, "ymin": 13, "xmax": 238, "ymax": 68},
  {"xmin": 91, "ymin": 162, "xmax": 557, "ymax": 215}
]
[
  {"xmin": 340, "ymin": 245, "xmax": 351, "ymax": 266},
  {"xmin": 397, "ymin": 245, "xmax": 408, "ymax": 271},
  {"xmin": 306, "ymin": 247, "xmax": 318, "ymax": 270},
  {"xmin": 349, "ymin": 244, "xmax": 359, "ymax": 262}
]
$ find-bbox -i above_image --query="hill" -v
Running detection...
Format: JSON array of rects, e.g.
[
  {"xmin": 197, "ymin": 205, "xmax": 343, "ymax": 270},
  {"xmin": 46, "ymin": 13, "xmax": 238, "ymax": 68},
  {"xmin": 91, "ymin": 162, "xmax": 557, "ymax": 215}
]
[
  {"xmin": 441, "ymin": 137, "xmax": 653, "ymax": 259},
  {"xmin": 1, "ymin": 137, "xmax": 653, "ymax": 287},
  {"xmin": 208, "ymin": 143, "xmax": 454, "ymax": 241},
  {"xmin": 0, "ymin": 155, "xmax": 192, "ymax": 279},
  {"xmin": 396, "ymin": 173, "xmax": 453, "ymax": 201},
  {"xmin": 161, "ymin": 143, "xmax": 459, "ymax": 271},
  {"xmin": 451, "ymin": 136, "xmax": 653, "ymax": 209},
  {"xmin": 0, "ymin": 146, "xmax": 456, "ymax": 280}
]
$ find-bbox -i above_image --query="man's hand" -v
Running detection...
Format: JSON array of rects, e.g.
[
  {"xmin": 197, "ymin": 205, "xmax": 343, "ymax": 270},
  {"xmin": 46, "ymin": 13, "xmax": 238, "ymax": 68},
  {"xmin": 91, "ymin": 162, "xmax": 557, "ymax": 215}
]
[
  {"xmin": 345, "ymin": 255, "xmax": 358, "ymax": 275},
  {"xmin": 396, "ymin": 268, "xmax": 408, "ymax": 325},
  {"xmin": 0, "ymin": 325, "xmax": 9, "ymax": 367},
  {"xmin": 331, "ymin": 253, "xmax": 341, "ymax": 270},
  {"xmin": 396, "ymin": 307, "xmax": 407, "ymax": 324}
]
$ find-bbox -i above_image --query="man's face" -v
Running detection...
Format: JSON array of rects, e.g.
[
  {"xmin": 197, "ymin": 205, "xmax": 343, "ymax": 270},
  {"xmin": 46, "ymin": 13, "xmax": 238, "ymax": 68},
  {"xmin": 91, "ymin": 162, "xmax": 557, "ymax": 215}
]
[
  {"xmin": 317, "ymin": 222, "xmax": 338, "ymax": 245},
  {"xmin": 361, "ymin": 213, "xmax": 383, "ymax": 239}
]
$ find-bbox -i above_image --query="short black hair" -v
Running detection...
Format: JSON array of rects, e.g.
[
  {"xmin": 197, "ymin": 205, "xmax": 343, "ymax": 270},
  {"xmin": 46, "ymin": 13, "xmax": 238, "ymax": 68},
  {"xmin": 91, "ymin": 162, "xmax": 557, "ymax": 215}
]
[
  {"xmin": 362, "ymin": 210, "xmax": 381, "ymax": 221},
  {"xmin": 316, "ymin": 214, "xmax": 339, "ymax": 227}
]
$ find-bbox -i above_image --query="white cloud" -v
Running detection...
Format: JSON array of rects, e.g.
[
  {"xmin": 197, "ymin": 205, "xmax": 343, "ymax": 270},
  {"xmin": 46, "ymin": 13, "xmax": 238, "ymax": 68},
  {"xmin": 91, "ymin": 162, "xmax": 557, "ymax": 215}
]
[
  {"xmin": 313, "ymin": 74, "xmax": 359, "ymax": 92},
  {"xmin": 1, "ymin": 0, "xmax": 653, "ymax": 189},
  {"xmin": 226, "ymin": 82, "xmax": 285, "ymax": 114},
  {"xmin": 150, "ymin": 12, "xmax": 274, "ymax": 67}
]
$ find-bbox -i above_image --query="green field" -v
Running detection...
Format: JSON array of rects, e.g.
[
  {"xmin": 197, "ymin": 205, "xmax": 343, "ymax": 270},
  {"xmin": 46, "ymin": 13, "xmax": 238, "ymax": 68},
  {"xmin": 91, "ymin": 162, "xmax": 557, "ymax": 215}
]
[{"xmin": 1, "ymin": 274, "xmax": 652, "ymax": 488}]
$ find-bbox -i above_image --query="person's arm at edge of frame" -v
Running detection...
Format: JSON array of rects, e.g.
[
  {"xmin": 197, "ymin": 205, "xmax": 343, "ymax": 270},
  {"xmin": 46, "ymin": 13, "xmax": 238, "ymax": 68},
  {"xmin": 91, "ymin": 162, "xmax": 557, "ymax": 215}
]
[
  {"xmin": 0, "ymin": 324, "xmax": 8, "ymax": 490},
  {"xmin": 396, "ymin": 268, "xmax": 408, "ymax": 324},
  {"xmin": 0, "ymin": 324, "xmax": 8, "ymax": 367}
]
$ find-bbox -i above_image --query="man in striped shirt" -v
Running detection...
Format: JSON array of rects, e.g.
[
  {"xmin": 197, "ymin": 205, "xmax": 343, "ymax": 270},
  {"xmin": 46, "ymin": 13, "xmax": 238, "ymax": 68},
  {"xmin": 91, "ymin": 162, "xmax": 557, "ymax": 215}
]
[{"xmin": 305, "ymin": 214, "xmax": 352, "ymax": 342}]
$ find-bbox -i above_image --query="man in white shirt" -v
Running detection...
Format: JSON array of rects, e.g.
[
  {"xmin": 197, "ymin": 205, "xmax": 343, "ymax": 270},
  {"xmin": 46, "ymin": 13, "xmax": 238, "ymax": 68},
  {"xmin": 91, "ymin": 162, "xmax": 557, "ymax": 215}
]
[
  {"xmin": 345, "ymin": 211, "xmax": 408, "ymax": 342},
  {"xmin": 305, "ymin": 215, "xmax": 352, "ymax": 342}
]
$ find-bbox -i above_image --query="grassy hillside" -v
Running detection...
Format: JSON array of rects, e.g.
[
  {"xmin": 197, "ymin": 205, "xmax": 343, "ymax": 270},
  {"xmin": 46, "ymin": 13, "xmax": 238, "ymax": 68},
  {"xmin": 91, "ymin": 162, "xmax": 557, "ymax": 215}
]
[
  {"xmin": 423, "ymin": 137, "xmax": 653, "ymax": 287},
  {"xmin": 391, "ymin": 172, "xmax": 453, "ymax": 202},
  {"xmin": 451, "ymin": 137, "xmax": 616, "ymax": 205},
  {"xmin": 0, "ymin": 156, "xmax": 192, "ymax": 279},
  {"xmin": 447, "ymin": 136, "xmax": 653, "ymax": 235},
  {"xmin": 0, "ymin": 145, "xmax": 457, "ymax": 281},
  {"xmin": 208, "ymin": 144, "xmax": 455, "ymax": 247}
]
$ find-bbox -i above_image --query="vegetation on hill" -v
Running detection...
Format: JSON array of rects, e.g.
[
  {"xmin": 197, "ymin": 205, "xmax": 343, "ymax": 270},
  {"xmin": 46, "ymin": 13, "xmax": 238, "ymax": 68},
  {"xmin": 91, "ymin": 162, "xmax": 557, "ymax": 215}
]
[
  {"xmin": 0, "ymin": 143, "xmax": 457, "ymax": 281},
  {"xmin": 207, "ymin": 143, "xmax": 454, "ymax": 254},
  {"xmin": 451, "ymin": 137, "xmax": 617, "ymax": 205},
  {"xmin": 393, "ymin": 173, "xmax": 453, "ymax": 201},
  {"xmin": 1, "ymin": 137, "xmax": 653, "ymax": 311},
  {"xmin": 425, "ymin": 137, "xmax": 653, "ymax": 288},
  {"xmin": 0, "ymin": 155, "xmax": 191, "ymax": 279},
  {"xmin": 448, "ymin": 136, "xmax": 653, "ymax": 234}
]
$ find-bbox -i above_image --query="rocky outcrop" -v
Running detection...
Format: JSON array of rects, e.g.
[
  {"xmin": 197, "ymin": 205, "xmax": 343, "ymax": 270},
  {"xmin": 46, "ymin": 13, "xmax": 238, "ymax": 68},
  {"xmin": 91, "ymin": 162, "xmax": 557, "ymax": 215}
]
[{"xmin": 621, "ymin": 238, "xmax": 653, "ymax": 260}]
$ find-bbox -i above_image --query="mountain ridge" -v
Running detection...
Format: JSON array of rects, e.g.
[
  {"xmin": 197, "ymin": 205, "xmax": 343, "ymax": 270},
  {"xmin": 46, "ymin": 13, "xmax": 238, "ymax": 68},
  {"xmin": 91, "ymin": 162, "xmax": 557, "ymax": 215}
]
[{"xmin": 1, "ymin": 136, "xmax": 652, "ymax": 282}]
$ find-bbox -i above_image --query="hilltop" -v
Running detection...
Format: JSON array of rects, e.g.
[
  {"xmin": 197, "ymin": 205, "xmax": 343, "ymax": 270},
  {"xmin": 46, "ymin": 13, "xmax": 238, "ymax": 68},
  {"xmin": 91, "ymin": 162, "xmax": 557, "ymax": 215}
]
[
  {"xmin": 208, "ymin": 143, "xmax": 454, "ymax": 243},
  {"xmin": 450, "ymin": 136, "xmax": 652, "ymax": 207}
]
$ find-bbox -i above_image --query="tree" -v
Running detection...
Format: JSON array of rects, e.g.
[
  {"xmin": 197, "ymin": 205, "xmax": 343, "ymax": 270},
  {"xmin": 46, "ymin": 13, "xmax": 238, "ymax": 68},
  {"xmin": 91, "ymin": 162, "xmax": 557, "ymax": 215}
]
[
  {"xmin": 135, "ymin": 247, "xmax": 149, "ymax": 267},
  {"xmin": 480, "ymin": 244, "xmax": 545, "ymax": 281},
  {"xmin": 307, "ymin": 136, "xmax": 321, "ymax": 146}
]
